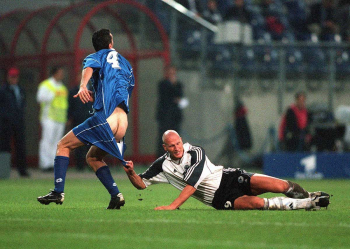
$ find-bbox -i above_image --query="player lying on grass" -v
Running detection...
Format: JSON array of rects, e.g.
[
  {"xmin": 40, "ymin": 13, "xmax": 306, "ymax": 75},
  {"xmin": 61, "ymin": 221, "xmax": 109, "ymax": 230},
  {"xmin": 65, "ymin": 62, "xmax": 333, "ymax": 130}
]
[{"xmin": 124, "ymin": 130, "xmax": 330, "ymax": 211}]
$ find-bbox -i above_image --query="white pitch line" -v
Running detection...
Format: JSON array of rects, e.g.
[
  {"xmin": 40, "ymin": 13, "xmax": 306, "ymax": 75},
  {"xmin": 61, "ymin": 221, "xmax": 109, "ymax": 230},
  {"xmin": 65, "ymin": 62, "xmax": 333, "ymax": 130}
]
[
  {"xmin": 1, "ymin": 217, "xmax": 350, "ymax": 228},
  {"xmin": 14, "ymin": 231, "xmax": 347, "ymax": 249}
]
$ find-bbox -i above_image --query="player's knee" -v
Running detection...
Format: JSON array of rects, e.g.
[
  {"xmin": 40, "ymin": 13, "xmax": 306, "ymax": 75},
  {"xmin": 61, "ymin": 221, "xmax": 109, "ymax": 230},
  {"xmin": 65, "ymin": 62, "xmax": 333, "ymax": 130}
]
[
  {"xmin": 86, "ymin": 152, "xmax": 103, "ymax": 169},
  {"xmin": 86, "ymin": 153, "xmax": 97, "ymax": 165},
  {"xmin": 56, "ymin": 139, "xmax": 67, "ymax": 153},
  {"xmin": 85, "ymin": 153, "xmax": 91, "ymax": 166},
  {"xmin": 86, "ymin": 155, "xmax": 98, "ymax": 170},
  {"xmin": 279, "ymin": 180, "xmax": 290, "ymax": 193}
]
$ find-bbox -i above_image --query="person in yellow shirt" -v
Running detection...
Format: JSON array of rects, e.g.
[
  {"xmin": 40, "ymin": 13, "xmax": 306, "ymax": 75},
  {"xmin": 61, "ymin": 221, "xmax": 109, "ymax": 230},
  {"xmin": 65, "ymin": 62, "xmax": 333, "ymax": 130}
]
[{"xmin": 36, "ymin": 66, "xmax": 68, "ymax": 171}]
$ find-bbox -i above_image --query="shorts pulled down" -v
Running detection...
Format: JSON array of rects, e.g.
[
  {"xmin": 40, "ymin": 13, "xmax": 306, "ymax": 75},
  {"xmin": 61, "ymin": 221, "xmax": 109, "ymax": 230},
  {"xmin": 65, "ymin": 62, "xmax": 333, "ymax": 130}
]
[
  {"xmin": 72, "ymin": 110, "xmax": 126, "ymax": 165},
  {"xmin": 212, "ymin": 168, "xmax": 254, "ymax": 210}
]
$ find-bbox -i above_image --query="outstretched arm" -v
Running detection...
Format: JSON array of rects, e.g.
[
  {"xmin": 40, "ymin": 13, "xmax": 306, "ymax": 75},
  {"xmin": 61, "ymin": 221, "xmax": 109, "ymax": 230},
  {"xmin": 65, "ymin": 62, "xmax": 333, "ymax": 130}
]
[
  {"xmin": 73, "ymin": 67, "xmax": 94, "ymax": 103},
  {"xmin": 155, "ymin": 185, "xmax": 196, "ymax": 210},
  {"xmin": 124, "ymin": 161, "xmax": 146, "ymax": 190}
]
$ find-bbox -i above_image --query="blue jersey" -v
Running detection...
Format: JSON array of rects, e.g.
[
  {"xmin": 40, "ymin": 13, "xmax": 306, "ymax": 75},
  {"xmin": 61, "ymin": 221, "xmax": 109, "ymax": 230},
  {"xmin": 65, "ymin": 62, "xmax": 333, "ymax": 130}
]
[
  {"xmin": 83, "ymin": 49, "xmax": 134, "ymax": 117},
  {"xmin": 73, "ymin": 49, "xmax": 134, "ymax": 165}
]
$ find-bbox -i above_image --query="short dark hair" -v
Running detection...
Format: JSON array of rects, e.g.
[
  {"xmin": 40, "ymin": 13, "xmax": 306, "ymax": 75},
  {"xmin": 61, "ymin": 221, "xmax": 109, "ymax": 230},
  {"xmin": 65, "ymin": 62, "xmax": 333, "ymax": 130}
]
[
  {"xmin": 50, "ymin": 65, "xmax": 64, "ymax": 76},
  {"xmin": 92, "ymin": 29, "xmax": 112, "ymax": 51}
]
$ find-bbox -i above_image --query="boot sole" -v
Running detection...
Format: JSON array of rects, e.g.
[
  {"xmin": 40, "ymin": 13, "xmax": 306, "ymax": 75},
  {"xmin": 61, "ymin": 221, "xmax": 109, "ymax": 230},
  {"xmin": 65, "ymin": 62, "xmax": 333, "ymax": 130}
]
[
  {"xmin": 37, "ymin": 198, "xmax": 63, "ymax": 205},
  {"xmin": 107, "ymin": 200, "xmax": 125, "ymax": 210}
]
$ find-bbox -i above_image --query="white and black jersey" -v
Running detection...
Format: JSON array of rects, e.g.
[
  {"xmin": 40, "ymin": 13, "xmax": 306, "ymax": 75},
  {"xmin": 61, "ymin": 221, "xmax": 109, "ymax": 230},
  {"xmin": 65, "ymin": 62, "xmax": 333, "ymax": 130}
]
[{"xmin": 139, "ymin": 143, "xmax": 223, "ymax": 207}]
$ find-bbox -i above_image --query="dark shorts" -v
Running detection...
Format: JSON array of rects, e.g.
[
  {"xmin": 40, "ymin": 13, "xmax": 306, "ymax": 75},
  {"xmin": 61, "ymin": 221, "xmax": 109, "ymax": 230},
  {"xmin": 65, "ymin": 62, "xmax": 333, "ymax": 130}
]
[{"xmin": 212, "ymin": 168, "xmax": 254, "ymax": 210}]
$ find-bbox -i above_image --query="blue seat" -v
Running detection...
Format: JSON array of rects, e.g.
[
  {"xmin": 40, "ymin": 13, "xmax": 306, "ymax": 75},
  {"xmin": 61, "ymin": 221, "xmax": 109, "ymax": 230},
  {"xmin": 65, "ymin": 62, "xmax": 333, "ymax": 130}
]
[
  {"xmin": 284, "ymin": 0, "xmax": 307, "ymax": 16},
  {"xmin": 237, "ymin": 47, "xmax": 257, "ymax": 78},
  {"xmin": 254, "ymin": 45, "xmax": 279, "ymax": 78},
  {"xmin": 207, "ymin": 44, "xmax": 234, "ymax": 73},
  {"xmin": 248, "ymin": 8, "xmax": 267, "ymax": 41},
  {"xmin": 266, "ymin": 2, "xmax": 284, "ymax": 17},
  {"xmin": 284, "ymin": 47, "xmax": 304, "ymax": 91},
  {"xmin": 283, "ymin": 0, "xmax": 309, "ymax": 41},
  {"xmin": 335, "ymin": 49, "xmax": 350, "ymax": 79},
  {"xmin": 282, "ymin": 32, "xmax": 296, "ymax": 43},
  {"xmin": 286, "ymin": 47, "xmax": 304, "ymax": 78},
  {"xmin": 180, "ymin": 30, "xmax": 202, "ymax": 60},
  {"xmin": 217, "ymin": 0, "xmax": 231, "ymax": 15},
  {"xmin": 303, "ymin": 47, "xmax": 328, "ymax": 78},
  {"xmin": 302, "ymin": 46, "xmax": 328, "ymax": 90},
  {"xmin": 183, "ymin": 30, "xmax": 201, "ymax": 50},
  {"xmin": 254, "ymin": 30, "xmax": 272, "ymax": 44}
]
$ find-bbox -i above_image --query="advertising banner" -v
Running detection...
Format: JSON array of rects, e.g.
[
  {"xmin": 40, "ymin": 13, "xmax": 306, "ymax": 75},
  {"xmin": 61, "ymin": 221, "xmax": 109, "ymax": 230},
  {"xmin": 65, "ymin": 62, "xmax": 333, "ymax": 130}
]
[{"xmin": 263, "ymin": 153, "xmax": 350, "ymax": 179}]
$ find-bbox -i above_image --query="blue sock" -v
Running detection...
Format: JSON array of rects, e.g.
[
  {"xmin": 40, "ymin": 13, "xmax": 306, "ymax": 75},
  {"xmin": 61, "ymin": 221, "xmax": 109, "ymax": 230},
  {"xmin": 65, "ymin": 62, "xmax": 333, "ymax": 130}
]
[
  {"xmin": 53, "ymin": 156, "xmax": 69, "ymax": 193},
  {"xmin": 95, "ymin": 166, "xmax": 120, "ymax": 196}
]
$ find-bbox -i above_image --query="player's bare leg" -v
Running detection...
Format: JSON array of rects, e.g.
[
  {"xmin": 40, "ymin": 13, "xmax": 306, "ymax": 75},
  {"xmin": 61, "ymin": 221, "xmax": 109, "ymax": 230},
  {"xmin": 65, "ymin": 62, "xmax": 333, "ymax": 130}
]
[
  {"xmin": 238, "ymin": 174, "xmax": 330, "ymax": 210},
  {"xmin": 250, "ymin": 174, "xmax": 289, "ymax": 195},
  {"xmin": 234, "ymin": 195, "xmax": 265, "ymax": 210},
  {"xmin": 86, "ymin": 145, "xmax": 109, "ymax": 172},
  {"xmin": 37, "ymin": 130, "xmax": 85, "ymax": 205},
  {"xmin": 250, "ymin": 174, "xmax": 310, "ymax": 198},
  {"xmin": 86, "ymin": 145, "xmax": 125, "ymax": 209},
  {"xmin": 56, "ymin": 130, "xmax": 85, "ymax": 157}
]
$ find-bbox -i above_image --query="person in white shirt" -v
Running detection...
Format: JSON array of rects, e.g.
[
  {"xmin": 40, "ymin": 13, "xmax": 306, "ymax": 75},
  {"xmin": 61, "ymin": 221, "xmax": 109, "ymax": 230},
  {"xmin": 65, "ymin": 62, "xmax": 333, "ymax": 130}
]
[
  {"xmin": 36, "ymin": 66, "xmax": 68, "ymax": 171},
  {"xmin": 124, "ymin": 130, "xmax": 330, "ymax": 211}
]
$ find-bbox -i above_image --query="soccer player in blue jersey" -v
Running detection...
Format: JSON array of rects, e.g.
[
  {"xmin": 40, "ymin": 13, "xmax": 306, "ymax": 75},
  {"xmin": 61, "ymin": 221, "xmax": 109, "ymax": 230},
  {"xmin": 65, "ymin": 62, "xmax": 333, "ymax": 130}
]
[{"xmin": 38, "ymin": 29, "xmax": 134, "ymax": 209}]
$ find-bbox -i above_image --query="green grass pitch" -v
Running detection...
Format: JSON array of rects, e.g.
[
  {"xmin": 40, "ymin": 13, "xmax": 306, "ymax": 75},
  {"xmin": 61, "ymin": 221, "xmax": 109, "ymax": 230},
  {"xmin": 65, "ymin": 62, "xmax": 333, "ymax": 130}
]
[{"xmin": 0, "ymin": 169, "xmax": 349, "ymax": 249}]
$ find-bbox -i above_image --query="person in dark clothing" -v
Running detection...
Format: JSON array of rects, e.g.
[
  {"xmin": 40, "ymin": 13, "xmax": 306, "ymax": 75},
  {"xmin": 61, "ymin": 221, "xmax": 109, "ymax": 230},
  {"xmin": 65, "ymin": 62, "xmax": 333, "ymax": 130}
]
[
  {"xmin": 279, "ymin": 92, "xmax": 310, "ymax": 152},
  {"xmin": 0, "ymin": 67, "xmax": 29, "ymax": 177},
  {"xmin": 215, "ymin": 99, "xmax": 252, "ymax": 168},
  {"xmin": 203, "ymin": 0, "xmax": 223, "ymax": 25},
  {"xmin": 224, "ymin": 0, "xmax": 251, "ymax": 23},
  {"xmin": 156, "ymin": 66, "xmax": 185, "ymax": 157},
  {"xmin": 68, "ymin": 83, "xmax": 93, "ymax": 171},
  {"xmin": 259, "ymin": 0, "xmax": 286, "ymax": 40},
  {"xmin": 307, "ymin": 0, "xmax": 339, "ymax": 41},
  {"xmin": 336, "ymin": 2, "xmax": 350, "ymax": 42},
  {"xmin": 235, "ymin": 100, "xmax": 252, "ymax": 150}
]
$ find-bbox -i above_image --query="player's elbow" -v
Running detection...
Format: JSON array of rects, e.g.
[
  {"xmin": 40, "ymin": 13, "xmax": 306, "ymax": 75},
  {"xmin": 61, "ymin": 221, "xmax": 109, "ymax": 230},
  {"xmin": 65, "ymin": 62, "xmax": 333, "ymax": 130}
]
[
  {"xmin": 135, "ymin": 185, "xmax": 146, "ymax": 190},
  {"xmin": 132, "ymin": 181, "xmax": 146, "ymax": 190}
]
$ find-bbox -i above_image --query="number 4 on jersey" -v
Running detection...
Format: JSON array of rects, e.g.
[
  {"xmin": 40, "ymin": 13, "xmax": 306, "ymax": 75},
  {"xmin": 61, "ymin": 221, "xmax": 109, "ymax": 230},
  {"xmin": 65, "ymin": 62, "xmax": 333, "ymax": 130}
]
[{"xmin": 107, "ymin": 51, "xmax": 121, "ymax": 69}]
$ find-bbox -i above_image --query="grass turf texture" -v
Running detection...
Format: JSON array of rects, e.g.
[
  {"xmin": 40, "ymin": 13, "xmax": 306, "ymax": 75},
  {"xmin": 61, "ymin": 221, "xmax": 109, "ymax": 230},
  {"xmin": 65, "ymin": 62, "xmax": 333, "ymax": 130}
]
[{"xmin": 0, "ymin": 170, "xmax": 349, "ymax": 249}]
